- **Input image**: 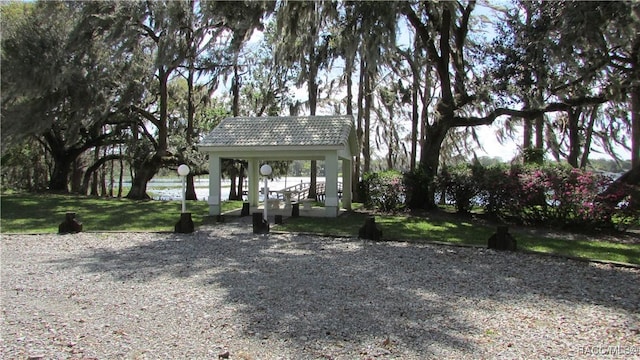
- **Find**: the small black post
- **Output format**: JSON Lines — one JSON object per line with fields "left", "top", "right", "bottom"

{"left": 175, "top": 212, "right": 194, "bottom": 233}
{"left": 291, "top": 202, "right": 300, "bottom": 218}
{"left": 358, "top": 216, "right": 382, "bottom": 241}
{"left": 241, "top": 202, "right": 250, "bottom": 217}
{"left": 488, "top": 225, "right": 517, "bottom": 251}
{"left": 59, "top": 212, "right": 83, "bottom": 234}
{"left": 252, "top": 212, "right": 269, "bottom": 234}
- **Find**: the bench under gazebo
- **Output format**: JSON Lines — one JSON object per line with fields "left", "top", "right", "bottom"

{"left": 198, "top": 115, "right": 358, "bottom": 218}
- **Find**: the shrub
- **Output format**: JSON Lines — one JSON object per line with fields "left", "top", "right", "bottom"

{"left": 404, "top": 164, "right": 434, "bottom": 210}
{"left": 523, "top": 148, "right": 544, "bottom": 165}
{"left": 442, "top": 162, "right": 636, "bottom": 230}
{"left": 435, "top": 164, "right": 481, "bottom": 214}
{"left": 477, "top": 163, "right": 519, "bottom": 217}
{"left": 360, "top": 170, "right": 406, "bottom": 213}
{"left": 507, "top": 165, "right": 634, "bottom": 230}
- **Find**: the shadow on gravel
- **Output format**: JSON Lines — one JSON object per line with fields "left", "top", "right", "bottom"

{"left": 53, "top": 222, "right": 640, "bottom": 356}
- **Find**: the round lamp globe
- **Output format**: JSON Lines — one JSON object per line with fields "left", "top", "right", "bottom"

{"left": 177, "top": 164, "right": 190, "bottom": 177}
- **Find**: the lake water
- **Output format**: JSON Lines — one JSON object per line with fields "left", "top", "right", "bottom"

{"left": 144, "top": 176, "right": 325, "bottom": 201}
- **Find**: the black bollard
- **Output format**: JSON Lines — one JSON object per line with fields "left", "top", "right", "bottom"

{"left": 358, "top": 216, "right": 382, "bottom": 241}
{"left": 252, "top": 212, "right": 269, "bottom": 234}
{"left": 488, "top": 225, "right": 517, "bottom": 251}
{"left": 241, "top": 202, "right": 250, "bottom": 217}
{"left": 291, "top": 202, "right": 300, "bottom": 218}
{"left": 59, "top": 212, "right": 83, "bottom": 234}
{"left": 175, "top": 212, "right": 194, "bottom": 233}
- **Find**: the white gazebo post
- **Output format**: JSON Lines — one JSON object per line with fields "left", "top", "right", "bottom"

{"left": 260, "top": 164, "right": 272, "bottom": 222}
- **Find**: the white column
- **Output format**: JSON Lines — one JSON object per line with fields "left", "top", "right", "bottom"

{"left": 208, "top": 154, "right": 221, "bottom": 215}
{"left": 341, "top": 158, "right": 352, "bottom": 211}
{"left": 325, "top": 152, "right": 339, "bottom": 217}
{"left": 248, "top": 159, "right": 259, "bottom": 207}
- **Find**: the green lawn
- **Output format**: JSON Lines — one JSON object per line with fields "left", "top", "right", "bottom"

{"left": 0, "top": 193, "right": 242, "bottom": 233}
{"left": 2, "top": 193, "right": 638, "bottom": 266}
{"left": 277, "top": 212, "right": 640, "bottom": 266}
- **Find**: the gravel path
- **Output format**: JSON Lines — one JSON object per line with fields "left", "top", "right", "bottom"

{"left": 2, "top": 220, "right": 639, "bottom": 359}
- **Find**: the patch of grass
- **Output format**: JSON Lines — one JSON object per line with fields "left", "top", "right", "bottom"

{"left": 517, "top": 235, "right": 640, "bottom": 266}
{"left": 1, "top": 193, "right": 243, "bottom": 233}
{"left": 3, "top": 193, "right": 637, "bottom": 265}
{"left": 278, "top": 211, "right": 640, "bottom": 266}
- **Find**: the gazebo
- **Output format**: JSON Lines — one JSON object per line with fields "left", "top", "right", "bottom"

{"left": 198, "top": 115, "right": 358, "bottom": 217}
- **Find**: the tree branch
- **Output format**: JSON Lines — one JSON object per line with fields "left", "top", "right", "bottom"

{"left": 129, "top": 105, "right": 160, "bottom": 128}
{"left": 452, "top": 95, "right": 609, "bottom": 127}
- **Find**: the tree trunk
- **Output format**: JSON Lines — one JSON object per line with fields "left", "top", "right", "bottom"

{"left": 228, "top": 164, "right": 239, "bottom": 200}
{"left": 363, "top": 68, "right": 372, "bottom": 173}
{"left": 126, "top": 62, "right": 170, "bottom": 200}
{"left": 353, "top": 56, "right": 366, "bottom": 202}
{"left": 126, "top": 155, "right": 161, "bottom": 200}
{"left": 414, "top": 122, "right": 449, "bottom": 209}
{"left": 523, "top": 118, "right": 532, "bottom": 150}
{"left": 186, "top": 174, "right": 196, "bottom": 201}
{"left": 237, "top": 162, "right": 245, "bottom": 201}
{"left": 48, "top": 156, "right": 72, "bottom": 192}
{"left": 632, "top": 81, "right": 640, "bottom": 169}
{"left": 535, "top": 113, "right": 544, "bottom": 150}
{"left": 345, "top": 49, "right": 360, "bottom": 202}
{"left": 410, "top": 63, "right": 419, "bottom": 172}
{"left": 108, "top": 152, "right": 115, "bottom": 197}
{"left": 185, "top": 59, "right": 197, "bottom": 201}
{"left": 567, "top": 108, "right": 581, "bottom": 168}
{"left": 308, "top": 61, "right": 319, "bottom": 200}
{"left": 631, "top": 17, "right": 640, "bottom": 169}
{"left": 117, "top": 145, "right": 124, "bottom": 198}
{"left": 81, "top": 154, "right": 120, "bottom": 195}
{"left": 158, "top": 68, "right": 169, "bottom": 155}
{"left": 579, "top": 106, "right": 597, "bottom": 169}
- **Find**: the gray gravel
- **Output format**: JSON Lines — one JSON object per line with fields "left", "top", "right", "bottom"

{"left": 2, "top": 221, "right": 639, "bottom": 359}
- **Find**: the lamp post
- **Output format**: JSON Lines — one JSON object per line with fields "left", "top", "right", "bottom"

{"left": 260, "top": 164, "right": 272, "bottom": 222}
{"left": 175, "top": 164, "right": 194, "bottom": 233}
{"left": 177, "top": 164, "right": 190, "bottom": 213}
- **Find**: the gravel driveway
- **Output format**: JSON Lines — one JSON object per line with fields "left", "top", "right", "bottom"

{"left": 2, "top": 220, "right": 639, "bottom": 359}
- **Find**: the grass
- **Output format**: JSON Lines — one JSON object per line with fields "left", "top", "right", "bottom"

{"left": 1, "top": 193, "right": 243, "bottom": 233}
{"left": 2, "top": 193, "right": 638, "bottom": 266}
{"left": 278, "top": 212, "right": 640, "bottom": 266}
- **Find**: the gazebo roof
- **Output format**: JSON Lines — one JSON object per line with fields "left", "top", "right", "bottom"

{"left": 198, "top": 115, "right": 357, "bottom": 158}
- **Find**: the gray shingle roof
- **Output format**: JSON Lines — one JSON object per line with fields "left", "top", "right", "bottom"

{"left": 199, "top": 115, "right": 355, "bottom": 149}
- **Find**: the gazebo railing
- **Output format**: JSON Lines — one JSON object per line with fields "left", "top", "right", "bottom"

{"left": 267, "top": 181, "right": 342, "bottom": 203}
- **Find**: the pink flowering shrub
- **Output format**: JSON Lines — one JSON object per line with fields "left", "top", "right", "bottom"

{"left": 464, "top": 163, "right": 636, "bottom": 229}
{"left": 359, "top": 171, "right": 406, "bottom": 213}
{"left": 518, "top": 165, "right": 636, "bottom": 229}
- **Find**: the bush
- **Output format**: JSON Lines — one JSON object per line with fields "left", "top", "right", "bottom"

{"left": 404, "top": 164, "right": 433, "bottom": 210}
{"left": 513, "top": 165, "right": 622, "bottom": 229}
{"left": 440, "top": 162, "right": 637, "bottom": 230}
{"left": 359, "top": 170, "right": 406, "bottom": 213}
{"left": 435, "top": 164, "right": 481, "bottom": 214}
{"left": 477, "top": 163, "right": 519, "bottom": 217}
{"left": 523, "top": 148, "right": 544, "bottom": 165}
